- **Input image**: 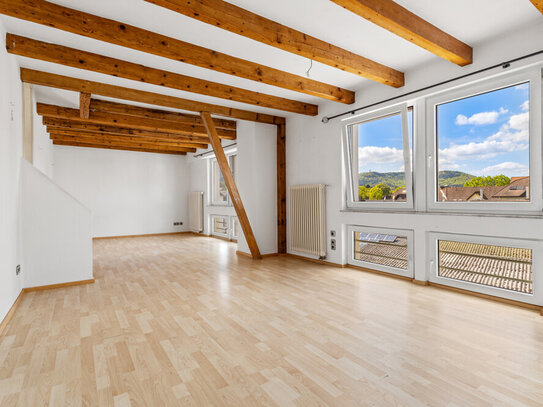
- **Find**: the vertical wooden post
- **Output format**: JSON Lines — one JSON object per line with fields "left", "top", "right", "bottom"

{"left": 22, "top": 83, "right": 33, "bottom": 163}
{"left": 277, "top": 122, "right": 286, "bottom": 254}
{"left": 200, "top": 111, "right": 262, "bottom": 259}
{"left": 79, "top": 92, "right": 91, "bottom": 119}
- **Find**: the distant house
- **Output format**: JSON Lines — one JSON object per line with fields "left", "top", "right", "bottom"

{"left": 392, "top": 187, "right": 407, "bottom": 201}
{"left": 438, "top": 176, "right": 530, "bottom": 202}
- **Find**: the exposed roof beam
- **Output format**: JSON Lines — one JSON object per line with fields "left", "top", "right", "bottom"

{"left": 530, "top": 0, "right": 543, "bottom": 13}
{"left": 43, "top": 117, "right": 224, "bottom": 141}
{"left": 88, "top": 99, "right": 237, "bottom": 130}
{"left": 145, "top": 0, "right": 404, "bottom": 88}
{"left": 48, "top": 130, "right": 209, "bottom": 149}
{"left": 329, "top": 0, "right": 472, "bottom": 66}
{"left": 1, "top": 0, "right": 355, "bottom": 104}
{"left": 49, "top": 133, "right": 203, "bottom": 150}
{"left": 6, "top": 34, "right": 318, "bottom": 115}
{"left": 21, "top": 68, "right": 284, "bottom": 125}
{"left": 79, "top": 92, "right": 91, "bottom": 119}
{"left": 52, "top": 140, "right": 188, "bottom": 155}
{"left": 37, "top": 103, "right": 237, "bottom": 138}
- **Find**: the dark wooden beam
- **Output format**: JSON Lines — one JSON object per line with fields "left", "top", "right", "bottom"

{"left": 329, "top": 0, "right": 473, "bottom": 66}
{"left": 276, "top": 123, "right": 286, "bottom": 254}
{"left": 89, "top": 100, "right": 236, "bottom": 130}
{"left": 6, "top": 34, "right": 318, "bottom": 115}
{"left": 145, "top": 0, "right": 404, "bottom": 88}
{"left": 21, "top": 69, "right": 285, "bottom": 125}
{"left": 530, "top": 0, "right": 543, "bottom": 13}
{"left": 48, "top": 130, "right": 209, "bottom": 149}
{"left": 201, "top": 111, "right": 262, "bottom": 259}
{"left": 1, "top": 0, "right": 355, "bottom": 103}
{"left": 53, "top": 140, "right": 188, "bottom": 155}
{"left": 43, "top": 118, "right": 218, "bottom": 141}
{"left": 37, "top": 103, "right": 236, "bottom": 138}
{"left": 79, "top": 92, "right": 91, "bottom": 119}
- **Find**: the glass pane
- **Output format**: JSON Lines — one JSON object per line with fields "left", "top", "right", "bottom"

{"left": 436, "top": 83, "right": 530, "bottom": 202}
{"left": 438, "top": 240, "right": 532, "bottom": 294}
{"left": 212, "top": 215, "right": 229, "bottom": 235}
{"left": 353, "top": 232, "right": 408, "bottom": 270}
{"left": 355, "top": 110, "right": 412, "bottom": 202}
{"left": 212, "top": 160, "right": 228, "bottom": 203}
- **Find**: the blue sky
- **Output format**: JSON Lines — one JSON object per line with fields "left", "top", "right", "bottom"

{"left": 357, "top": 83, "right": 529, "bottom": 177}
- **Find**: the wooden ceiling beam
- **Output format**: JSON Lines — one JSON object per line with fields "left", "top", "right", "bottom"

{"left": 529, "top": 0, "right": 543, "bottom": 14}
{"left": 49, "top": 133, "right": 201, "bottom": 151}
{"left": 329, "top": 0, "right": 472, "bottom": 66}
{"left": 6, "top": 34, "right": 318, "bottom": 115}
{"left": 1, "top": 0, "right": 355, "bottom": 104}
{"left": 37, "top": 103, "right": 237, "bottom": 138}
{"left": 43, "top": 118, "right": 217, "bottom": 141}
{"left": 21, "top": 69, "right": 284, "bottom": 125}
{"left": 79, "top": 92, "right": 91, "bottom": 119}
{"left": 146, "top": 0, "right": 404, "bottom": 88}
{"left": 88, "top": 99, "right": 236, "bottom": 130}
{"left": 48, "top": 130, "right": 209, "bottom": 149}
{"left": 52, "top": 140, "right": 188, "bottom": 155}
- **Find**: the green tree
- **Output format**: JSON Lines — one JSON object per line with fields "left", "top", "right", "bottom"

{"left": 358, "top": 186, "right": 370, "bottom": 200}
{"left": 464, "top": 175, "right": 510, "bottom": 187}
{"left": 368, "top": 183, "right": 391, "bottom": 200}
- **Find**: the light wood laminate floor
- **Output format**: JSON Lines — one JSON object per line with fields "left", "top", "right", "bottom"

{"left": 1, "top": 234, "right": 542, "bottom": 406}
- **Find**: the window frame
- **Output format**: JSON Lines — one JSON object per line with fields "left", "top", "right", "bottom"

{"left": 429, "top": 232, "right": 543, "bottom": 305}
{"left": 347, "top": 225, "right": 414, "bottom": 279}
{"left": 210, "top": 214, "right": 230, "bottom": 239}
{"left": 209, "top": 153, "right": 237, "bottom": 207}
{"left": 342, "top": 103, "right": 414, "bottom": 210}
{"left": 231, "top": 216, "right": 239, "bottom": 241}
{"left": 426, "top": 68, "right": 542, "bottom": 214}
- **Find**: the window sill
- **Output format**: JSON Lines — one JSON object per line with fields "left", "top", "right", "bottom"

{"left": 340, "top": 208, "right": 543, "bottom": 219}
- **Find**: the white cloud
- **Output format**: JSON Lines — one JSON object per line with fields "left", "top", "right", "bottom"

{"left": 455, "top": 107, "right": 508, "bottom": 126}
{"left": 476, "top": 162, "right": 529, "bottom": 176}
{"left": 358, "top": 146, "right": 403, "bottom": 165}
{"left": 521, "top": 100, "right": 529, "bottom": 111}
{"left": 508, "top": 112, "right": 529, "bottom": 132}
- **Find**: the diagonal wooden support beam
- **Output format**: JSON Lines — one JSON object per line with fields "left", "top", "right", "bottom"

{"left": 530, "top": 0, "right": 543, "bottom": 13}
{"left": 329, "top": 0, "right": 472, "bottom": 66}
{"left": 200, "top": 111, "right": 262, "bottom": 259}
{"left": 79, "top": 92, "right": 91, "bottom": 119}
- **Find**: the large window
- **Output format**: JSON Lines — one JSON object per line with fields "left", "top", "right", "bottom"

{"left": 343, "top": 104, "right": 413, "bottom": 209}
{"left": 210, "top": 154, "right": 237, "bottom": 206}
{"left": 427, "top": 70, "right": 542, "bottom": 212}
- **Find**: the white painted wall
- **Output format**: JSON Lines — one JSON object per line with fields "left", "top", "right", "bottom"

{"left": 285, "top": 21, "right": 543, "bottom": 283}
{"left": 52, "top": 145, "right": 190, "bottom": 237}
{"left": 32, "top": 91, "right": 55, "bottom": 178}
{"left": 188, "top": 121, "right": 278, "bottom": 255}
{"left": 20, "top": 160, "right": 92, "bottom": 288}
{"left": 0, "top": 19, "right": 23, "bottom": 323}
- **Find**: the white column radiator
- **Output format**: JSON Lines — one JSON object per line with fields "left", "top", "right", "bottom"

{"left": 288, "top": 184, "right": 326, "bottom": 258}
{"left": 189, "top": 191, "right": 204, "bottom": 233}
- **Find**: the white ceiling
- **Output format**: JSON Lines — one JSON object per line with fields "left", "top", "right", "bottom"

{"left": 1, "top": 0, "right": 541, "bottom": 119}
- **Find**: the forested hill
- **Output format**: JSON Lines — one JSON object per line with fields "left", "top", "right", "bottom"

{"left": 359, "top": 171, "right": 475, "bottom": 188}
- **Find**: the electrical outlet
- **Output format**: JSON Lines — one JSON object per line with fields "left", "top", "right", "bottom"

{"left": 16, "top": 264, "right": 20, "bottom": 275}
{"left": 331, "top": 239, "right": 336, "bottom": 250}
{"left": 330, "top": 230, "right": 336, "bottom": 237}
{"left": 173, "top": 222, "right": 184, "bottom": 226}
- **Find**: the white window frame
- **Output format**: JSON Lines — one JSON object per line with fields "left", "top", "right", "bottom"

{"left": 429, "top": 232, "right": 543, "bottom": 306}
{"left": 231, "top": 216, "right": 239, "bottom": 241}
{"left": 342, "top": 103, "right": 414, "bottom": 210}
{"left": 347, "top": 225, "right": 414, "bottom": 279}
{"left": 426, "top": 68, "right": 542, "bottom": 213}
{"left": 209, "top": 153, "right": 237, "bottom": 207}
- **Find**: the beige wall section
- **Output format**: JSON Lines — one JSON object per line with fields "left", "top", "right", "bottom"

{"left": 22, "top": 82, "right": 33, "bottom": 163}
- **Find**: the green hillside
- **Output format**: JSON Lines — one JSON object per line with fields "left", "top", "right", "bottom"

{"left": 358, "top": 171, "right": 475, "bottom": 188}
